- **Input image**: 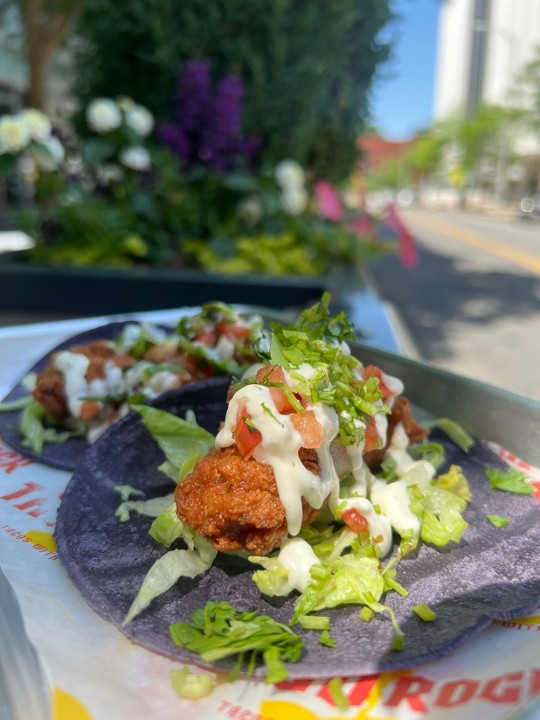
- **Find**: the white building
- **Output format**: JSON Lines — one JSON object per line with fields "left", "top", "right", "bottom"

{"left": 434, "top": 0, "right": 540, "bottom": 196}
{"left": 434, "top": 0, "right": 540, "bottom": 118}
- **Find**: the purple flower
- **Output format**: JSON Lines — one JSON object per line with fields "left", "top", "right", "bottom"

{"left": 158, "top": 59, "right": 260, "bottom": 173}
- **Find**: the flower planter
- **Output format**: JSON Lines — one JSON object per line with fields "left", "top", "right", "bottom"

{"left": 0, "top": 251, "right": 330, "bottom": 315}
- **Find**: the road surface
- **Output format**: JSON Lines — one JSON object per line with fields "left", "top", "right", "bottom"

{"left": 368, "top": 207, "right": 540, "bottom": 400}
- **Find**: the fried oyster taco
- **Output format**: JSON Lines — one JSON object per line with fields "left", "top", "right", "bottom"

{"left": 124, "top": 293, "right": 471, "bottom": 649}
{"left": 4, "top": 302, "right": 262, "bottom": 452}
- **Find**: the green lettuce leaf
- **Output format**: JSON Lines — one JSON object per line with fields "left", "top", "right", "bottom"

{"left": 133, "top": 404, "right": 214, "bottom": 481}
{"left": 123, "top": 547, "right": 216, "bottom": 625}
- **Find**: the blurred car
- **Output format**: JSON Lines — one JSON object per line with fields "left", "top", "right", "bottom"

{"left": 519, "top": 195, "right": 540, "bottom": 221}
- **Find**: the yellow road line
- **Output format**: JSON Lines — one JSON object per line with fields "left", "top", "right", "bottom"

{"left": 404, "top": 212, "right": 540, "bottom": 277}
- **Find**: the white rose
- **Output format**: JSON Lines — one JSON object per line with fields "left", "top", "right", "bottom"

{"left": 86, "top": 98, "right": 122, "bottom": 133}
{"left": 281, "top": 187, "right": 308, "bottom": 216}
{"left": 30, "top": 135, "right": 65, "bottom": 171}
{"left": 19, "top": 109, "right": 51, "bottom": 142}
{"left": 275, "top": 159, "right": 305, "bottom": 191}
{"left": 0, "top": 116, "right": 30, "bottom": 154}
{"left": 125, "top": 105, "right": 154, "bottom": 137}
{"left": 119, "top": 146, "right": 151, "bottom": 171}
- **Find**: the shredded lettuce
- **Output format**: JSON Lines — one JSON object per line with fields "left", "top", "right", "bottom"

{"left": 149, "top": 502, "right": 185, "bottom": 547}
{"left": 428, "top": 418, "right": 475, "bottom": 453}
{"left": 434, "top": 465, "right": 472, "bottom": 501}
{"left": 327, "top": 677, "right": 349, "bottom": 711}
{"left": 248, "top": 555, "right": 294, "bottom": 597}
{"left": 412, "top": 603, "right": 437, "bottom": 622}
{"left": 115, "top": 493, "right": 173, "bottom": 523}
{"left": 123, "top": 547, "right": 216, "bottom": 625}
{"left": 133, "top": 404, "right": 214, "bottom": 481}
{"left": 298, "top": 615, "right": 330, "bottom": 631}
{"left": 19, "top": 399, "right": 85, "bottom": 452}
{"left": 291, "top": 554, "right": 385, "bottom": 625}
{"left": 407, "top": 465, "right": 471, "bottom": 548}
{"left": 0, "top": 395, "right": 33, "bottom": 412}
{"left": 170, "top": 667, "right": 217, "bottom": 699}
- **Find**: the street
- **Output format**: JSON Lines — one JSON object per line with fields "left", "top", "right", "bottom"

{"left": 368, "top": 206, "right": 540, "bottom": 400}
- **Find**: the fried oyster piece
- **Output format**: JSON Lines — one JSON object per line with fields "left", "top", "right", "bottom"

{"left": 32, "top": 340, "right": 136, "bottom": 421}
{"left": 174, "top": 445, "right": 321, "bottom": 556}
{"left": 363, "top": 395, "right": 428, "bottom": 469}
{"left": 175, "top": 394, "right": 427, "bottom": 556}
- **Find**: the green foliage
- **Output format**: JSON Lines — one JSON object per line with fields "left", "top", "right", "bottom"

{"left": 72, "top": 0, "right": 393, "bottom": 181}
{"left": 510, "top": 45, "right": 540, "bottom": 131}
{"left": 403, "top": 131, "right": 446, "bottom": 179}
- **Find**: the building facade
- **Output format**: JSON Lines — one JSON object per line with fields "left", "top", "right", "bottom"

{"left": 434, "top": 0, "right": 540, "bottom": 119}
{"left": 434, "top": 0, "right": 540, "bottom": 197}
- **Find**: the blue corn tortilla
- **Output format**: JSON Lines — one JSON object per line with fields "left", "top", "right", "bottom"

{"left": 55, "top": 381, "right": 540, "bottom": 678}
{"left": 0, "top": 321, "right": 172, "bottom": 471}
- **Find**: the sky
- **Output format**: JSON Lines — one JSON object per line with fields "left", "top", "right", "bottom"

{"left": 370, "top": 0, "right": 441, "bottom": 141}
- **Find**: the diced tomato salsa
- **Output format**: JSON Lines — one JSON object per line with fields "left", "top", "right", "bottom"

{"left": 233, "top": 405, "right": 262, "bottom": 459}
{"left": 341, "top": 507, "right": 369, "bottom": 534}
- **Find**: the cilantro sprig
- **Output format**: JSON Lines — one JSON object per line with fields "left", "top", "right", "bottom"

{"left": 485, "top": 467, "right": 533, "bottom": 495}
{"left": 170, "top": 601, "right": 303, "bottom": 684}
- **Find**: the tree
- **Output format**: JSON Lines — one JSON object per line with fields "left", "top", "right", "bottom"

{"left": 0, "top": 0, "right": 83, "bottom": 111}
{"left": 402, "top": 130, "right": 446, "bottom": 188}
{"left": 511, "top": 45, "right": 540, "bottom": 130}
{"left": 71, "top": 0, "right": 393, "bottom": 181}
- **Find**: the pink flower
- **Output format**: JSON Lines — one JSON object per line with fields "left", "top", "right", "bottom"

{"left": 348, "top": 212, "right": 376, "bottom": 237}
{"left": 385, "top": 203, "right": 418, "bottom": 268}
{"left": 314, "top": 180, "right": 343, "bottom": 222}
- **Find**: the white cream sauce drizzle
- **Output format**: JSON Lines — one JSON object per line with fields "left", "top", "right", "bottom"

{"left": 55, "top": 352, "right": 124, "bottom": 418}
{"left": 54, "top": 351, "right": 90, "bottom": 417}
{"left": 215, "top": 365, "right": 340, "bottom": 536}
{"left": 278, "top": 537, "right": 319, "bottom": 592}
{"left": 216, "top": 364, "right": 425, "bottom": 567}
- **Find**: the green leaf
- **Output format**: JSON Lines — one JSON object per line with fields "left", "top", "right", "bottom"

{"left": 298, "top": 615, "right": 330, "bottom": 631}
{"left": 19, "top": 400, "right": 46, "bottom": 452}
{"left": 221, "top": 173, "right": 259, "bottom": 192}
{"left": 487, "top": 513, "right": 510, "bottom": 528}
{"left": 169, "top": 601, "right": 303, "bottom": 683}
{"left": 149, "top": 502, "right": 186, "bottom": 547}
{"left": 428, "top": 418, "right": 475, "bottom": 453}
{"left": 0, "top": 395, "right": 33, "bottom": 412}
{"left": 123, "top": 548, "right": 214, "bottom": 625}
{"left": 485, "top": 467, "right": 533, "bottom": 495}
{"left": 115, "top": 493, "right": 173, "bottom": 523}
{"left": 133, "top": 404, "right": 215, "bottom": 480}
{"left": 82, "top": 138, "right": 117, "bottom": 165}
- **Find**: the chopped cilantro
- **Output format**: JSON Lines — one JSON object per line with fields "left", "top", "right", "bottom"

{"left": 485, "top": 467, "right": 533, "bottom": 495}
{"left": 249, "top": 292, "right": 386, "bottom": 446}
{"left": 487, "top": 514, "right": 509, "bottom": 528}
